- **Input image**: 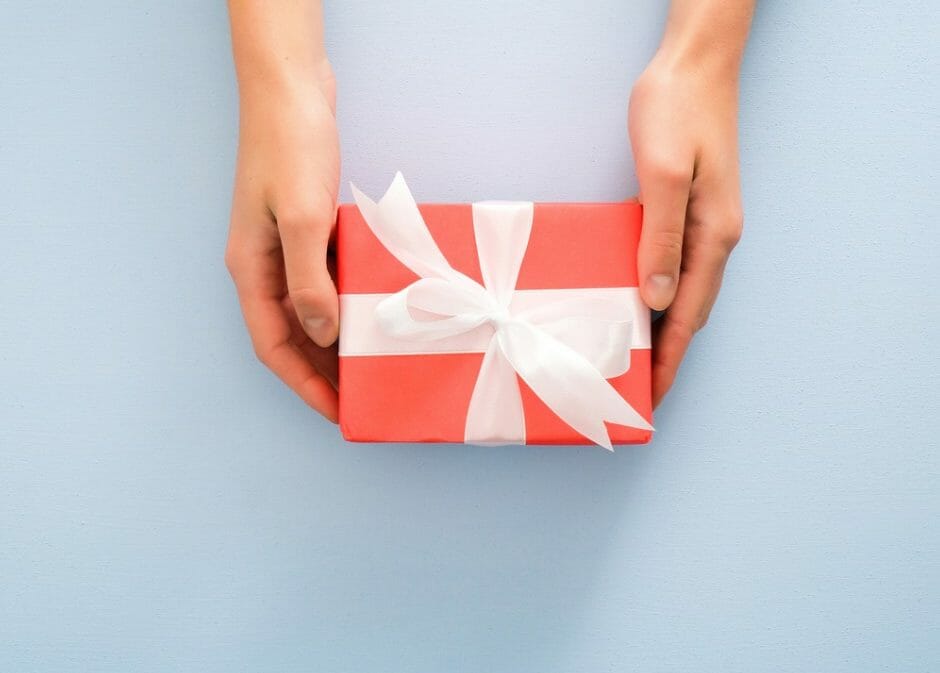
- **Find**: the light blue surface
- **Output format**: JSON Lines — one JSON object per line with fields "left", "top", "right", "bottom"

{"left": 1, "top": 1, "right": 938, "bottom": 671}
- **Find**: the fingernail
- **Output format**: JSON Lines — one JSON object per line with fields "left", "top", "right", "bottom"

{"left": 304, "top": 317, "right": 336, "bottom": 347}
{"left": 645, "top": 274, "right": 676, "bottom": 309}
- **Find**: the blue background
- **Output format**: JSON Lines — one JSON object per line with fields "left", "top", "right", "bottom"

{"left": 1, "top": 1, "right": 938, "bottom": 671}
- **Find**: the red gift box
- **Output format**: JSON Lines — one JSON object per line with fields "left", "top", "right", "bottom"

{"left": 337, "top": 175, "right": 653, "bottom": 448}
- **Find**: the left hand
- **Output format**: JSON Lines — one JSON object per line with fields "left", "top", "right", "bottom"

{"left": 225, "top": 61, "right": 341, "bottom": 421}
{"left": 629, "top": 51, "right": 745, "bottom": 408}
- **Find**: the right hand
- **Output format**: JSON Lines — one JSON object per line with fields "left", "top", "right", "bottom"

{"left": 629, "top": 52, "right": 744, "bottom": 409}
{"left": 224, "top": 61, "right": 341, "bottom": 421}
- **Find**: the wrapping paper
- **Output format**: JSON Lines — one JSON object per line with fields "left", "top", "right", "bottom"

{"left": 337, "top": 175, "right": 653, "bottom": 448}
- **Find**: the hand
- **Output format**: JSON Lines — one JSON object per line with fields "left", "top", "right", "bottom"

{"left": 224, "top": 62, "right": 340, "bottom": 421}
{"left": 629, "top": 51, "right": 744, "bottom": 408}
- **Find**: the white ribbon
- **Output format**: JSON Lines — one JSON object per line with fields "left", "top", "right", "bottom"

{"left": 344, "top": 173, "right": 653, "bottom": 450}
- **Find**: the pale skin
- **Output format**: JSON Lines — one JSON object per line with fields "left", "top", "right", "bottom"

{"left": 225, "top": 0, "right": 755, "bottom": 423}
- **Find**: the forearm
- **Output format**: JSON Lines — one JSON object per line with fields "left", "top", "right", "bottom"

{"left": 658, "top": 0, "right": 756, "bottom": 77}
{"left": 227, "top": 0, "right": 332, "bottom": 100}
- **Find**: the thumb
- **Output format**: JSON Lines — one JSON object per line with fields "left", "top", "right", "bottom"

{"left": 277, "top": 201, "right": 339, "bottom": 347}
{"left": 636, "top": 161, "right": 692, "bottom": 311}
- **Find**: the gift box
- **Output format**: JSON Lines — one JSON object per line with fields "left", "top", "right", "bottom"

{"left": 336, "top": 174, "right": 653, "bottom": 449}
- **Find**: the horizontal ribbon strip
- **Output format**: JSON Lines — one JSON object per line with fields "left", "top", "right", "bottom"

{"left": 339, "top": 288, "right": 651, "bottom": 357}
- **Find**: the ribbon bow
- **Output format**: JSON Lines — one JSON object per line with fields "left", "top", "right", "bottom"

{"left": 349, "top": 173, "right": 653, "bottom": 450}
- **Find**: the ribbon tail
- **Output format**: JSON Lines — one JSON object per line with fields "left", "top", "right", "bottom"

{"left": 497, "top": 322, "right": 653, "bottom": 451}
{"left": 464, "top": 339, "right": 526, "bottom": 446}
{"left": 585, "top": 379, "right": 655, "bottom": 450}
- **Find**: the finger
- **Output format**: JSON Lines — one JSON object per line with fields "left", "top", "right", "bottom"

{"left": 280, "top": 295, "right": 339, "bottom": 389}
{"left": 226, "top": 234, "right": 339, "bottom": 422}
{"left": 276, "top": 192, "right": 339, "bottom": 348}
{"left": 245, "top": 292, "right": 339, "bottom": 421}
{"left": 635, "top": 158, "right": 693, "bottom": 311}
{"left": 651, "top": 229, "right": 731, "bottom": 408}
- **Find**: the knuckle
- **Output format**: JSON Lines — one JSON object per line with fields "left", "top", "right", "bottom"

{"left": 649, "top": 228, "right": 684, "bottom": 260}
{"left": 223, "top": 244, "right": 246, "bottom": 278}
{"left": 721, "top": 227, "right": 742, "bottom": 251}
{"left": 669, "top": 314, "right": 703, "bottom": 339}
{"left": 721, "top": 209, "right": 745, "bottom": 249}
{"left": 252, "top": 342, "right": 274, "bottom": 367}
{"left": 701, "top": 208, "right": 743, "bottom": 252}
{"left": 275, "top": 186, "right": 335, "bottom": 232}
{"left": 276, "top": 203, "right": 330, "bottom": 232}
{"left": 709, "top": 226, "right": 741, "bottom": 253}
{"left": 646, "top": 157, "right": 693, "bottom": 186}
{"left": 287, "top": 285, "right": 324, "bottom": 310}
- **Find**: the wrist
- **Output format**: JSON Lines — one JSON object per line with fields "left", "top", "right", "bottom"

{"left": 236, "top": 53, "right": 335, "bottom": 107}
{"left": 654, "top": 35, "right": 743, "bottom": 85}
{"left": 654, "top": 2, "right": 752, "bottom": 84}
